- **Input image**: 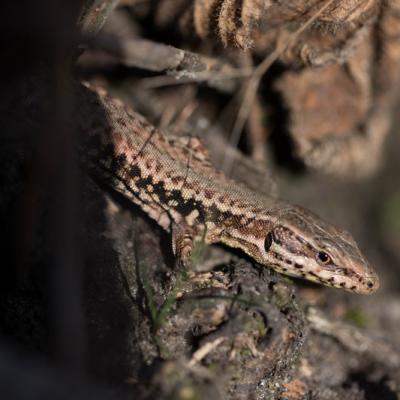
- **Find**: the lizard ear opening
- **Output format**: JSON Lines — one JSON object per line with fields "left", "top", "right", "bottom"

{"left": 264, "top": 232, "right": 273, "bottom": 252}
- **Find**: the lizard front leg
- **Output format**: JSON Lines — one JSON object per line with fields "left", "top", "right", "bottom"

{"left": 171, "top": 222, "right": 212, "bottom": 268}
{"left": 171, "top": 223, "right": 197, "bottom": 268}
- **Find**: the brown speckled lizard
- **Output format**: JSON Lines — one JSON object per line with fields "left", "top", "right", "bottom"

{"left": 81, "top": 83, "right": 379, "bottom": 295}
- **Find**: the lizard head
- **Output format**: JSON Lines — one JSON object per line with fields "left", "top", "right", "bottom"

{"left": 264, "top": 205, "right": 379, "bottom": 294}
{"left": 222, "top": 204, "right": 379, "bottom": 294}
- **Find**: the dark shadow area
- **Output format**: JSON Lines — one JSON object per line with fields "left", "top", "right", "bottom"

{"left": 0, "top": 1, "right": 151, "bottom": 396}
{"left": 347, "top": 372, "right": 397, "bottom": 400}
{"left": 260, "top": 62, "right": 307, "bottom": 174}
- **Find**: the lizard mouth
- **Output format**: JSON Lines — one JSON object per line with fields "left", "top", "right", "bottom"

{"left": 334, "top": 269, "right": 380, "bottom": 294}
{"left": 350, "top": 259, "right": 380, "bottom": 294}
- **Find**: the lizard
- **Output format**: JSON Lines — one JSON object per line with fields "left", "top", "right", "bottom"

{"left": 80, "top": 83, "right": 379, "bottom": 295}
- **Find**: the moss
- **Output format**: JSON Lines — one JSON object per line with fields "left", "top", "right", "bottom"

{"left": 142, "top": 274, "right": 159, "bottom": 323}
{"left": 177, "top": 386, "right": 202, "bottom": 400}
{"left": 190, "top": 231, "right": 209, "bottom": 269}
{"left": 256, "top": 318, "right": 268, "bottom": 337}
{"left": 344, "top": 307, "right": 369, "bottom": 328}
{"left": 141, "top": 263, "right": 183, "bottom": 331}
{"left": 380, "top": 191, "right": 400, "bottom": 234}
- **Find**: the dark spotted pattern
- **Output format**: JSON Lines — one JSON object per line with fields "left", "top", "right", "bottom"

{"left": 79, "top": 83, "right": 380, "bottom": 294}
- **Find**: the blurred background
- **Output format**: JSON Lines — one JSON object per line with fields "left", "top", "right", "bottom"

{"left": 0, "top": 1, "right": 399, "bottom": 399}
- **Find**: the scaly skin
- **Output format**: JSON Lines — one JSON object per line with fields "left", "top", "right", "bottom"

{"left": 80, "top": 83, "right": 379, "bottom": 294}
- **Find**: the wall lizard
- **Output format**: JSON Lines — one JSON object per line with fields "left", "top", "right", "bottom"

{"left": 80, "top": 83, "right": 379, "bottom": 295}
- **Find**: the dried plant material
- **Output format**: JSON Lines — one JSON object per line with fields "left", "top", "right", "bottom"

{"left": 178, "top": 0, "right": 397, "bottom": 178}
{"left": 275, "top": 33, "right": 374, "bottom": 174}
{"left": 276, "top": 64, "right": 369, "bottom": 141}
{"left": 140, "top": 0, "right": 378, "bottom": 66}
{"left": 282, "top": 379, "right": 308, "bottom": 400}
{"left": 274, "top": 1, "right": 400, "bottom": 177}
{"left": 79, "top": 0, "right": 120, "bottom": 35}
{"left": 243, "top": 2, "right": 377, "bottom": 83}
{"left": 193, "top": 0, "right": 218, "bottom": 40}
{"left": 185, "top": 0, "right": 380, "bottom": 60}
{"left": 218, "top": 0, "right": 238, "bottom": 46}
{"left": 154, "top": 0, "right": 189, "bottom": 29}
{"left": 221, "top": 0, "right": 337, "bottom": 173}
{"left": 110, "top": 0, "right": 400, "bottom": 178}
{"left": 193, "top": 0, "right": 272, "bottom": 49}
{"left": 250, "top": 0, "right": 379, "bottom": 67}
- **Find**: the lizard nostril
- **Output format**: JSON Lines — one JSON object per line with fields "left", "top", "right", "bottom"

{"left": 367, "top": 281, "right": 374, "bottom": 288}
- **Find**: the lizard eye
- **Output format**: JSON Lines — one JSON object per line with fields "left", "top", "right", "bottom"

{"left": 264, "top": 232, "right": 273, "bottom": 252}
{"left": 317, "top": 251, "right": 331, "bottom": 265}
